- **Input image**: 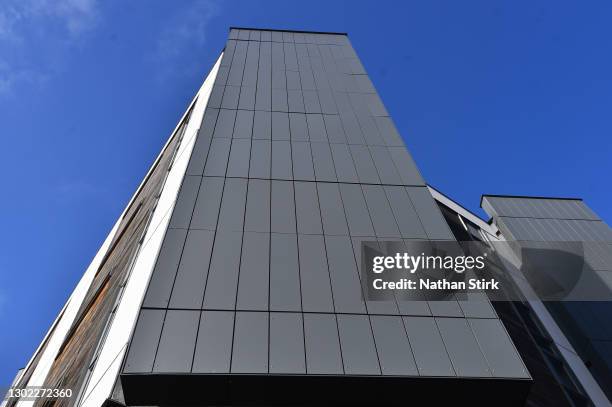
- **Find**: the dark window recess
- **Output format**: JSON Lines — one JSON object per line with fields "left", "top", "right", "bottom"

{"left": 437, "top": 200, "right": 590, "bottom": 407}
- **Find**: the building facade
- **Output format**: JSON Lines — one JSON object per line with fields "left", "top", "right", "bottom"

{"left": 4, "top": 28, "right": 611, "bottom": 407}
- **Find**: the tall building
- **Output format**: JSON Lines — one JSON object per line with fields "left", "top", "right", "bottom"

{"left": 433, "top": 188, "right": 612, "bottom": 406}
{"left": 5, "top": 27, "right": 611, "bottom": 407}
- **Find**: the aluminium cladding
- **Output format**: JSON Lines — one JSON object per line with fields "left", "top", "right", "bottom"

{"left": 120, "top": 27, "right": 530, "bottom": 405}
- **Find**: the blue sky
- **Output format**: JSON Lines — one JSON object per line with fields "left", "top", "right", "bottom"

{"left": 1, "top": 0, "right": 611, "bottom": 385}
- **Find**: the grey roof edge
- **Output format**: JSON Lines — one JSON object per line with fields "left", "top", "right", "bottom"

{"left": 229, "top": 26, "right": 348, "bottom": 36}
{"left": 479, "top": 194, "right": 583, "bottom": 208}
{"left": 427, "top": 184, "right": 494, "bottom": 225}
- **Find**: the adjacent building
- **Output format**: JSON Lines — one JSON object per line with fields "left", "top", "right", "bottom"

{"left": 5, "top": 28, "right": 611, "bottom": 407}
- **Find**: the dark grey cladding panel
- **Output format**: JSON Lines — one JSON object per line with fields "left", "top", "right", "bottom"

{"left": 237, "top": 29, "right": 250, "bottom": 41}
{"left": 169, "top": 229, "right": 214, "bottom": 309}
{"left": 289, "top": 113, "right": 308, "bottom": 141}
{"left": 403, "top": 317, "right": 455, "bottom": 377}
{"left": 294, "top": 181, "right": 323, "bottom": 235}
{"left": 153, "top": 310, "right": 199, "bottom": 373}
{"left": 233, "top": 109, "right": 254, "bottom": 138}
{"left": 311, "top": 142, "right": 337, "bottom": 182}
{"left": 203, "top": 138, "right": 231, "bottom": 176}
{"left": 318, "top": 89, "right": 338, "bottom": 114}
{"left": 337, "top": 315, "right": 380, "bottom": 375}
{"left": 192, "top": 311, "right": 234, "bottom": 373}
{"left": 238, "top": 86, "right": 256, "bottom": 110}
{"left": 271, "top": 180, "right": 296, "bottom": 233}
{"left": 317, "top": 182, "right": 349, "bottom": 235}
{"left": 225, "top": 34, "right": 237, "bottom": 49}
{"left": 369, "top": 146, "right": 402, "bottom": 184}
{"left": 482, "top": 196, "right": 600, "bottom": 221}
{"left": 271, "top": 111, "right": 290, "bottom": 140}
{"left": 406, "top": 186, "right": 454, "bottom": 240}
{"left": 271, "top": 30, "right": 283, "bottom": 44}
{"left": 370, "top": 315, "right": 418, "bottom": 375}
{"left": 269, "top": 313, "right": 306, "bottom": 373}
{"left": 304, "top": 313, "right": 343, "bottom": 374}
{"left": 300, "top": 69, "right": 316, "bottom": 91}
{"left": 362, "top": 184, "right": 401, "bottom": 238}
{"left": 186, "top": 108, "right": 219, "bottom": 176}
{"left": 457, "top": 293, "right": 497, "bottom": 319}
{"left": 124, "top": 309, "right": 165, "bottom": 373}
{"left": 243, "top": 41, "right": 260, "bottom": 87}
{"left": 128, "top": 29, "right": 527, "bottom": 386}
{"left": 339, "top": 183, "right": 375, "bottom": 237}
{"left": 331, "top": 143, "right": 358, "bottom": 183}
{"left": 383, "top": 186, "right": 427, "bottom": 239}
{"left": 255, "top": 85, "right": 271, "bottom": 111}
{"left": 260, "top": 30, "right": 271, "bottom": 42}
{"left": 350, "top": 145, "right": 380, "bottom": 184}
{"left": 270, "top": 233, "right": 302, "bottom": 311}
{"left": 213, "top": 109, "right": 237, "bottom": 138}
{"left": 325, "top": 235, "right": 366, "bottom": 314}
{"left": 249, "top": 29, "right": 261, "bottom": 41}
{"left": 288, "top": 89, "right": 305, "bottom": 112}
{"left": 190, "top": 177, "right": 224, "bottom": 230}
{"left": 169, "top": 175, "right": 200, "bottom": 229}
{"left": 388, "top": 147, "right": 424, "bottom": 186}
{"left": 202, "top": 231, "right": 242, "bottom": 310}
{"left": 469, "top": 318, "right": 529, "bottom": 378}
{"left": 427, "top": 297, "right": 463, "bottom": 318}
{"left": 236, "top": 232, "right": 269, "bottom": 311}
{"left": 356, "top": 114, "right": 384, "bottom": 146}
{"left": 284, "top": 43, "right": 298, "bottom": 71}
{"left": 272, "top": 89, "right": 288, "bottom": 112}
{"left": 436, "top": 318, "right": 491, "bottom": 378}
{"left": 271, "top": 140, "right": 293, "bottom": 179}
{"left": 226, "top": 139, "right": 251, "bottom": 178}
{"left": 374, "top": 116, "right": 405, "bottom": 147}
{"left": 244, "top": 179, "right": 270, "bottom": 233}
{"left": 207, "top": 85, "right": 224, "bottom": 108}
{"left": 583, "top": 242, "right": 612, "bottom": 270}
{"left": 485, "top": 197, "right": 612, "bottom": 243}
{"left": 395, "top": 241, "right": 430, "bottom": 316}
{"left": 215, "top": 66, "right": 229, "bottom": 86}
{"left": 249, "top": 139, "right": 271, "bottom": 178}
{"left": 524, "top": 217, "right": 611, "bottom": 242}
{"left": 253, "top": 111, "right": 272, "bottom": 140}
{"left": 324, "top": 115, "right": 347, "bottom": 143}
{"left": 217, "top": 178, "right": 247, "bottom": 232}
{"left": 352, "top": 74, "right": 376, "bottom": 93}
{"left": 286, "top": 70, "right": 301, "bottom": 90}
{"left": 142, "top": 228, "right": 188, "bottom": 308}
{"left": 484, "top": 197, "right": 612, "bottom": 254}
{"left": 306, "top": 114, "right": 327, "bottom": 142}
{"left": 340, "top": 111, "right": 366, "bottom": 145}
{"left": 272, "top": 43, "right": 286, "bottom": 73}
{"left": 299, "top": 234, "right": 334, "bottom": 313}
{"left": 397, "top": 299, "right": 431, "bottom": 317}
{"left": 291, "top": 142, "right": 315, "bottom": 181}
{"left": 351, "top": 236, "right": 399, "bottom": 316}
{"left": 303, "top": 90, "right": 321, "bottom": 113}
{"left": 231, "top": 312, "right": 269, "bottom": 373}
{"left": 227, "top": 40, "right": 247, "bottom": 86}
{"left": 221, "top": 86, "right": 240, "bottom": 109}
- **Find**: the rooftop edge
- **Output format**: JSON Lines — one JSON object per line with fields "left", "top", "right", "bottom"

{"left": 480, "top": 194, "right": 583, "bottom": 208}
{"left": 229, "top": 26, "right": 348, "bottom": 36}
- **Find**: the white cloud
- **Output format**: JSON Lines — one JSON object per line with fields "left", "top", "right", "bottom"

{"left": 54, "top": 0, "right": 99, "bottom": 35}
{"left": 0, "top": 0, "right": 98, "bottom": 42}
{"left": 154, "top": 0, "right": 219, "bottom": 79}
{"left": 0, "top": 0, "right": 99, "bottom": 95}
